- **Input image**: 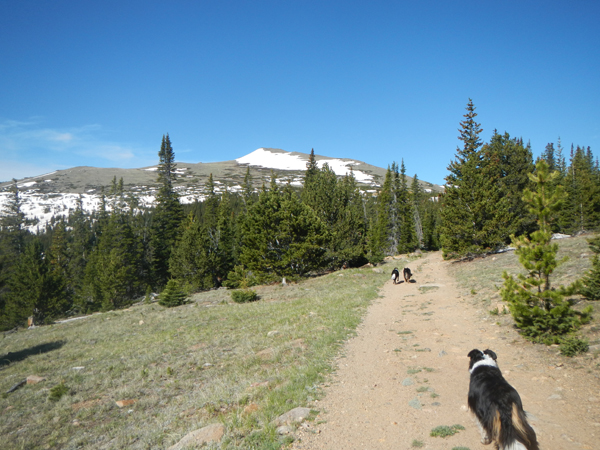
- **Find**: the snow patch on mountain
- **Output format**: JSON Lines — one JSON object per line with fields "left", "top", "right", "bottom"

{"left": 236, "top": 148, "right": 375, "bottom": 184}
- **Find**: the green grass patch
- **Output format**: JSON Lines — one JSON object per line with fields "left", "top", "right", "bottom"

{"left": 411, "top": 439, "right": 424, "bottom": 447}
{"left": 0, "top": 265, "right": 389, "bottom": 449}
{"left": 430, "top": 424, "right": 465, "bottom": 438}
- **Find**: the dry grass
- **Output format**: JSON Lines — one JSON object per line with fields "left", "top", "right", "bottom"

{"left": 0, "top": 265, "right": 390, "bottom": 449}
{"left": 447, "top": 233, "right": 600, "bottom": 353}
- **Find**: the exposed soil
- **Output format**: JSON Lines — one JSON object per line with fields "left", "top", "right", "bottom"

{"left": 291, "top": 251, "right": 599, "bottom": 450}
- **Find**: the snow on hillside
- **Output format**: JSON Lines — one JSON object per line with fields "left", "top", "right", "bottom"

{"left": 0, "top": 148, "right": 384, "bottom": 232}
{"left": 236, "top": 148, "right": 375, "bottom": 184}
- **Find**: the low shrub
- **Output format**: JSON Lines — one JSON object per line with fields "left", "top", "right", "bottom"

{"left": 231, "top": 289, "right": 258, "bottom": 303}
{"left": 48, "top": 383, "right": 70, "bottom": 402}
{"left": 559, "top": 336, "right": 589, "bottom": 357}
{"left": 430, "top": 424, "right": 465, "bottom": 438}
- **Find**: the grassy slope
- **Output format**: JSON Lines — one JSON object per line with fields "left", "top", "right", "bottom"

{"left": 448, "top": 233, "right": 600, "bottom": 353}
{"left": 0, "top": 264, "right": 393, "bottom": 450}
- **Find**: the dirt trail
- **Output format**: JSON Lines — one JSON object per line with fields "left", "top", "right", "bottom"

{"left": 291, "top": 251, "right": 599, "bottom": 450}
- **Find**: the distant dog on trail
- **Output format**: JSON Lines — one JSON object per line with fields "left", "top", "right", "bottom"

{"left": 467, "top": 349, "right": 539, "bottom": 450}
{"left": 391, "top": 268, "right": 400, "bottom": 284}
{"left": 403, "top": 267, "right": 412, "bottom": 283}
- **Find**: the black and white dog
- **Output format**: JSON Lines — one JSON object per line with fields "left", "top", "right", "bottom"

{"left": 467, "top": 349, "right": 539, "bottom": 450}
{"left": 391, "top": 268, "right": 400, "bottom": 284}
{"left": 403, "top": 267, "right": 412, "bottom": 283}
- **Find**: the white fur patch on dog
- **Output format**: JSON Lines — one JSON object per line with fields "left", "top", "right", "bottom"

{"left": 469, "top": 355, "right": 498, "bottom": 374}
{"left": 502, "top": 442, "right": 528, "bottom": 450}
{"left": 392, "top": 274, "right": 397, "bottom": 281}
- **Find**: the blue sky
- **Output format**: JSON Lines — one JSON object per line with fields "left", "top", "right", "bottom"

{"left": 1, "top": 1, "right": 598, "bottom": 185}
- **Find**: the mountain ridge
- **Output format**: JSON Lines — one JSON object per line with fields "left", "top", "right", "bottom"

{"left": 0, "top": 148, "right": 443, "bottom": 229}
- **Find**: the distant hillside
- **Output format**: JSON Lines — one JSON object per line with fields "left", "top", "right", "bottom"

{"left": 0, "top": 148, "right": 444, "bottom": 229}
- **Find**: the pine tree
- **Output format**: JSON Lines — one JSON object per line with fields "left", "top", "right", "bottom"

{"left": 301, "top": 148, "right": 320, "bottom": 205}
{"left": 483, "top": 131, "right": 535, "bottom": 237}
{"left": 47, "top": 220, "right": 72, "bottom": 316}
{"left": 215, "top": 191, "right": 236, "bottom": 283}
{"left": 83, "top": 209, "right": 142, "bottom": 311}
{"left": 500, "top": 159, "right": 592, "bottom": 343}
{"left": 397, "top": 161, "right": 418, "bottom": 253}
{"left": 0, "top": 180, "right": 31, "bottom": 327}
{"left": 150, "top": 134, "right": 184, "bottom": 288}
{"left": 242, "top": 166, "right": 255, "bottom": 209}
{"left": 411, "top": 175, "right": 424, "bottom": 248}
{"left": 159, "top": 279, "right": 187, "bottom": 307}
{"left": 560, "top": 145, "right": 599, "bottom": 233}
{"left": 579, "top": 235, "right": 600, "bottom": 300}
{"left": 240, "top": 173, "right": 328, "bottom": 279}
{"left": 440, "top": 100, "right": 513, "bottom": 257}
{"left": 331, "top": 170, "right": 368, "bottom": 267}
{"left": 5, "top": 239, "right": 65, "bottom": 325}
{"left": 374, "top": 166, "right": 394, "bottom": 256}
{"left": 169, "top": 213, "right": 212, "bottom": 290}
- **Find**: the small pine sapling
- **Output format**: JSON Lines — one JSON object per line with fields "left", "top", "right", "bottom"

{"left": 158, "top": 279, "right": 187, "bottom": 307}
{"left": 500, "top": 160, "right": 592, "bottom": 344}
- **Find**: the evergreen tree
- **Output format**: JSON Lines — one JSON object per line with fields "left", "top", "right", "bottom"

{"left": 84, "top": 210, "right": 141, "bottom": 311}
{"left": 47, "top": 220, "right": 72, "bottom": 315}
{"left": 579, "top": 235, "right": 600, "bottom": 300}
{"left": 560, "top": 145, "right": 599, "bottom": 232}
{"left": 215, "top": 191, "right": 236, "bottom": 283}
{"left": 0, "top": 180, "right": 31, "bottom": 327}
{"left": 397, "top": 160, "right": 418, "bottom": 253}
{"left": 411, "top": 175, "right": 424, "bottom": 248}
{"left": 440, "top": 100, "right": 513, "bottom": 257}
{"left": 203, "top": 173, "right": 219, "bottom": 227}
{"left": 169, "top": 213, "right": 212, "bottom": 290}
{"left": 500, "top": 160, "right": 592, "bottom": 343}
{"left": 301, "top": 148, "right": 320, "bottom": 206}
{"left": 483, "top": 131, "right": 535, "bottom": 237}
{"left": 240, "top": 173, "right": 328, "bottom": 279}
{"left": 242, "top": 166, "right": 255, "bottom": 209}
{"left": 150, "top": 134, "right": 184, "bottom": 288}
{"left": 159, "top": 279, "right": 187, "bottom": 307}
{"left": 68, "top": 196, "right": 93, "bottom": 303}
{"left": 331, "top": 170, "right": 367, "bottom": 267}
{"left": 5, "top": 239, "right": 65, "bottom": 325}
{"left": 374, "top": 166, "right": 394, "bottom": 256}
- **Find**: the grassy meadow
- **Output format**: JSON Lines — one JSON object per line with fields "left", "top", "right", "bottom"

{"left": 1, "top": 263, "right": 393, "bottom": 449}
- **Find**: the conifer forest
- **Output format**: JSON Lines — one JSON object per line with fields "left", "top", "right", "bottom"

{"left": 1, "top": 101, "right": 599, "bottom": 330}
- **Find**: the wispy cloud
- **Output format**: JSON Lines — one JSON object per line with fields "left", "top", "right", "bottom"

{"left": 0, "top": 119, "right": 151, "bottom": 179}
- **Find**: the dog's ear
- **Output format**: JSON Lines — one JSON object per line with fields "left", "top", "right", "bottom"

{"left": 483, "top": 349, "right": 497, "bottom": 360}
{"left": 467, "top": 349, "right": 481, "bottom": 359}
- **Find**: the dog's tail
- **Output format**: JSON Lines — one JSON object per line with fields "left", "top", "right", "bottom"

{"left": 499, "top": 404, "right": 538, "bottom": 450}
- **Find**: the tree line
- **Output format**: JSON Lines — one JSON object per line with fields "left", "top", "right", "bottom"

{"left": 1, "top": 102, "right": 599, "bottom": 329}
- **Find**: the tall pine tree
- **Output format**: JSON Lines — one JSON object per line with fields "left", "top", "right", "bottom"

{"left": 150, "top": 134, "right": 184, "bottom": 288}
{"left": 440, "top": 100, "right": 513, "bottom": 257}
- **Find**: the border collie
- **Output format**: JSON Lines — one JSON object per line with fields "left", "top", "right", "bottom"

{"left": 403, "top": 267, "right": 412, "bottom": 283}
{"left": 391, "top": 268, "right": 400, "bottom": 284}
{"left": 467, "top": 349, "right": 539, "bottom": 450}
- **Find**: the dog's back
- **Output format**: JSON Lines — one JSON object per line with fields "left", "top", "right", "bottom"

{"left": 468, "top": 349, "right": 538, "bottom": 450}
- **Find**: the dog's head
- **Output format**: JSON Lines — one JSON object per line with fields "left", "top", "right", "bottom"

{"left": 467, "top": 349, "right": 498, "bottom": 372}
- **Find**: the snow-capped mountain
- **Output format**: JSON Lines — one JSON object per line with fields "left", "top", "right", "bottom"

{"left": 0, "top": 148, "right": 442, "bottom": 230}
